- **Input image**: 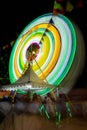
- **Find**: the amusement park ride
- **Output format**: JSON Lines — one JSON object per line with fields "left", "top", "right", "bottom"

{"left": 0, "top": 1, "right": 86, "bottom": 123}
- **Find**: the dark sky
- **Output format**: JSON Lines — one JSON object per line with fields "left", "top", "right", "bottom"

{"left": 0, "top": 0, "right": 87, "bottom": 88}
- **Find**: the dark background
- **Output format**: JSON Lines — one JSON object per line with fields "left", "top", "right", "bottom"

{"left": 0, "top": 0, "right": 87, "bottom": 88}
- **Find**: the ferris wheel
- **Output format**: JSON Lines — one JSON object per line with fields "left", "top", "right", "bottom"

{"left": 8, "top": 13, "right": 85, "bottom": 96}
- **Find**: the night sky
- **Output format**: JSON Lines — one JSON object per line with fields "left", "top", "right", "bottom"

{"left": 0, "top": 0, "right": 87, "bottom": 88}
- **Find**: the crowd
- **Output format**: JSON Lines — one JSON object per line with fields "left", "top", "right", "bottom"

{"left": 0, "top": 90, "right": 72, "bottom": 124}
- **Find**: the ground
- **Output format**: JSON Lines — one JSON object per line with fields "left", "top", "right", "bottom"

{"left": 0, "top": 113, "right": 87, "bottom": 130}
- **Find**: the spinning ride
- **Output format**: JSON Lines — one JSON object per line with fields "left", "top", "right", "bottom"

{"left": 9, "top": 13, "right": 85, "bottom": 95}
